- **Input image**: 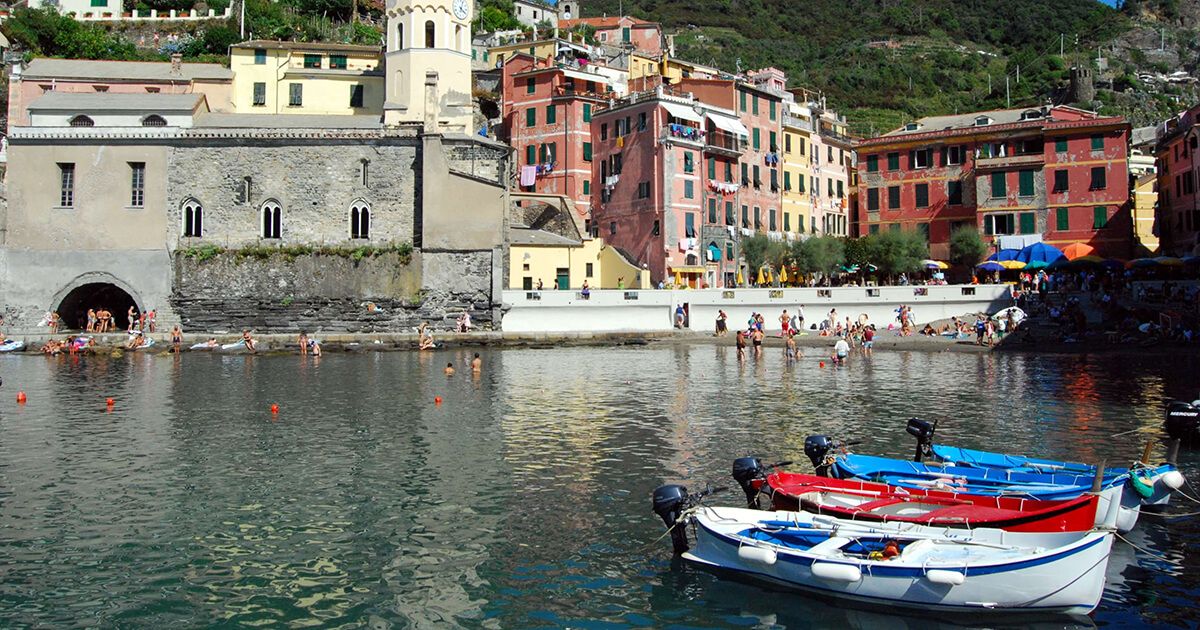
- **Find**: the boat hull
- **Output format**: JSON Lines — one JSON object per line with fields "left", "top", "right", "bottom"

{"left": 684, "top": 507, "right": 1112, "bottom": 617}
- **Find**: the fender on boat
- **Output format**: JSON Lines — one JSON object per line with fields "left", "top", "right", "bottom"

{"left": 925, "top": 569, "right": 966, "bottom": 586}
{"left": 1160, "top": 470, "right": 1185, "bottom": 491}
{"left": 737, "top": 545, "right": 777, "bottom": 566}
{"left": 811, "top": 562, "right": 862, "bottom": 582}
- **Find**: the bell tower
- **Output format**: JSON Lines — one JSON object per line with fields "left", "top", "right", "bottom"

{"left": 383, "top": 0, "right": 474, "bottom": 132}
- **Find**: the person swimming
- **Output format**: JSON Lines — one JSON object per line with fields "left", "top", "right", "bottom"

{"left": 444, "top": 362, "right": 455, "bottom": 376}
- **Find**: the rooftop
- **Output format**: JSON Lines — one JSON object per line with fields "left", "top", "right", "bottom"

{"left": 22, "top": 58, "right": 232, "bottom": 82}
{"left": 559, "top": 16, "right": 657, "bottom": 29}
{"left": 193, "top": 113, "right": 383, "bottom": 128}
{"left": 233, "top": 40, "right": 383, "bottom": 54}
{"left": 28, "top": 92, "right": 206, "bottom": 112}
{"left": 509, "top": 227, "right": 582, "bottom": 247}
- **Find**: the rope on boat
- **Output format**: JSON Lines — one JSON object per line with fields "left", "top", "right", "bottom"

{"left": 1115, "top": 531, "right": 1182, "bottom": 567}
{"left": 1012, "top": 552, "right": 1111, "bottom": 607}
{"left": 1138, "top": 509, "right": 1200, "bottom": 519}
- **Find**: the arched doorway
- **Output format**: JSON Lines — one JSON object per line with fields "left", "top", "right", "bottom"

{"left": 55, "top": 283, "right": 139, "bottom": 331}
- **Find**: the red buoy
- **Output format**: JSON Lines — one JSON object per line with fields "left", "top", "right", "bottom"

{"left": 271, "top": 404, "right": 280, "bottom": 414}
{"left": 106, "top": 398, "right": 115, "bottom": 406}
{"left": 819, "top": 361, "right": 825, "bottom": 368}
{"left": 16, "top": 391, "right": 26, "bottom": 403}
{"left": 434, "top": 396, "right": 443, "bottom": 405}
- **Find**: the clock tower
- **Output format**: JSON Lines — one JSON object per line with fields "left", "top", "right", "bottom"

{"left": 383, "top": 0, "right": 474, "bottom": 132}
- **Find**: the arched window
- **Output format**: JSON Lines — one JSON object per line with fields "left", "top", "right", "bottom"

{"left": 425, "top": 20, "right": 435, "bottom": 48}
{"left": 182, "top": 199, "right": 203, "bottom": 237}
{"left": 261, "top": 200, "right": 282, "bottom": 239}
{"left": 142, "top": 114, "right": 167, "bottom": 127}
{"left": 350, "top": 201, "right": 370, "bottom": 239}
{"left": 69, "top": 115, "right": 94, "bottom": 127}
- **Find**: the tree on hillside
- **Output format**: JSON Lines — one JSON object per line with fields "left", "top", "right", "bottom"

{"left": 948, "top": 226, "right": 988, "bottom": 268}
{"left": 863, "top": 229, "right": 928, "bottom": 279}
{"left": 3, "top": 8, "right": 140, "bottom": 60}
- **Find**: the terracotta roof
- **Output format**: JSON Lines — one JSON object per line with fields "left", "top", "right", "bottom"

{"left": 23, "top": 58, "right": 232, "bottom": 82}
{"left": 559, "top": 16, "right": 657, "bottom": 29}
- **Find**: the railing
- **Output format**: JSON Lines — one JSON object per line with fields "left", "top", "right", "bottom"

{"left": 975, "top": 153, "right": 1045, "bottom": 170}
{"left": 706, "top": 130, "right": 743, "bottom": 153}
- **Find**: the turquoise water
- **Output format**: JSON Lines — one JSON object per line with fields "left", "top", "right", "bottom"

{"left": 0, "top": 346, "right": 1197, "bottom": 628}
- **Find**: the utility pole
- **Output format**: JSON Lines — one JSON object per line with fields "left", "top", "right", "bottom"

{"left": 1016, "top": 65, "right": 1020, "bottom": 84}
{"left": 1060, "top": 33, "right": 1064, "bottom": 57}
{"left": 988, "top": 73, "right": 992, "bottom": 94}
{"left": 1006, "top": 76, "right": 1010, "bottom": 108}
{"left": 1161, "top": 28, "right": 1165, "bottom": 51}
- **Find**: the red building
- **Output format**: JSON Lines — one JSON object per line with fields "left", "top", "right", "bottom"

{"left": 500, "top": 53, "right": 612, "bottom": 223}
{"left": 1155, "top": 104, "right": 1200, "bottom": 255}
{"left": 557, "top": 16, "right": 663, "bottom": 56}
{"left": 854, "top": 106, "right": 1132, "bottom": 258}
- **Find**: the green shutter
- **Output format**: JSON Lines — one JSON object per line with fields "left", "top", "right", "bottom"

{"left": 740, "top": 91, "right": 747, "bottom": 112}
{"left": 527, "top": 78, "right": 535, "bottom": 93}
{"left": 1091, "top": 135, "right": 1103, "bottom": 151}
{"left": 753, "top": 128, "right": 760, "bottom": 150}
{"left": 784, "top": 171, "right": 791, "bottom": 191}
{"left": 1055, "top": 138, "right": 1067, "bottom": 152}
{"left": 770, "top": 131, "right": 777, "bottom": 151}
{"left": 1093, "top": 206, "right": 1108, "bottom": 229}
{"left": 684, "top": 180, "right": 693, "bottom": 199}
{"left": 1019, "top": 212, "right": 1035, "bottom": 234}
{"left": 869, "top": 224, "right": 879, "bottom": 234}
{"left": 622, "top": 27, "right": 631, "bottom": 42}
{"left": 583, "top": 104, "right": 592, "bottom": 122}
{"left": 583, "top": 180, "right": 590, "bottom": 195}
{"left": 525, "top": 145, "right": 536, "bottom": 165}
{"left": 752, "top": 95, "right": 759, "bottom": 115}
{"left": 915, "top": 183, "right": 928, "bottom": 207}
{"left": 1056, "top": 207, "right": 1069, "bottom": 231}
{"left": 583, "top": 142, "right": 592, "bottom": 161}
{"left": 770, "top": 101, "right": 777, "bottom": 120}
{"left": 546, "top": 105, "right": 556, "bottom": 124}
{"left": 991, "top": 172, "right": 1006, "bottom": 197}
{"left": 887, "top": 152, "right": 899, "bottom": 170}
{"left": 867, "top": 155, "right": 878, "bottom": 172}
{"left": 798, "top": 215, "right": 805, "bottom": 232}
{"left": 708, "top": 157, "right": 716, "bottom": 179}
{"left": 888, "top": 186, "right": 900, "bottom": 209}
{"left": 1019, "top": 170, "right": 1034, "bottom": 196}
{"left": 867, "top": 188, "right": 879, "bottom": 211}
{"left": 525, "top": 108, "right": 535, "bottom": 126}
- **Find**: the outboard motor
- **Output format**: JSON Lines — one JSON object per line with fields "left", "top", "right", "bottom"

{"left": 652, "top": 484, "right": 691, "bottom": 554}
{"left": 804, "top": 435, "right": 835, "bottom": 477}
{"left": 1165, "top": 399, "right": 1200, "bottom": 445}
{"left": 905, "top": 418, "right": 937, "bottom": 462}
{"left": 732, "top": 457, "right": 767, "bottom": 508}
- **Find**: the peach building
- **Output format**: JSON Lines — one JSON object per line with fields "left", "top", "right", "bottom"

{"left": 557, "top": 16, "right": 663, "bottom": 56}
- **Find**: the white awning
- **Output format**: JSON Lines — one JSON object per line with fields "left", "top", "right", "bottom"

{"left": 562, "top": 68, "right": 609, "bottom": 84}
{"left": 707, "top": 112, "right": 749, "bottom": 136}
{"left": 661, "top": 101, "right": 704, "bottom": 124}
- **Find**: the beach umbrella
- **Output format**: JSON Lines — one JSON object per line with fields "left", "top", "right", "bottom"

{"left": 1183, "top": 256, "right": 1200, "bottom": 266}
{"left": 1154, "top": 256, "right": 1185, "bottom": 267}
{"left": 997, "top": 260, "right": 1026, "bottom": 270}
{"left": 1127, "top": 258, "right": 1157, "bottom": 269}
{"left": 1024, "top": 260, "right": 1052, "bottom": 270}
{"left": 756, "top": 267, "right": 766, "bottom": 285}
{"left": 976, "top": 261, "right": 1005, "bottom": 272}
{"left": 779, "top": 266, "right": 789, "bottom": 284}
{"left": 922, "top": 259, "right": 949, "bottom": 270}
{"left": 1070, "top": 255, "right": 1104, "bottom": 269}
{"left": 1016, "top": 242, "right": 1067, "bottom": 266}
{"left": 841, "top": 264, "right": 860, "bottom": 273}
{"left": 674, "top": 270, "right": 683, "bottom": 285}
{"left": 1101, "top": 259, "right": 1126, "bottom": 271}
{"left": 1062, "top": 243, "right": 1095, "bottom": 260}
{"left": 864, "top": 263, "right": 879, "bottom": 273}
{"left": 987, "top": 248, "right": 1021, "bottom": 262}
{"left": 736, "top": 270, "right": 744, "bottom": 285}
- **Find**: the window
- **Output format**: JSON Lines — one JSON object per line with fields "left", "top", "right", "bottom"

{"left": 866, "top": 155, "right": 878, "bottom": 172}
{"left": 583, "top": 142, "right": 592, "bottom": 162}
{"left": 349, "top": 84, "right": 364, "bottom": 108}
{"left": 350, "top": 201, "right": 371, "bottom": 239}
{"left": 784, "top": 212, "right": 791, "bottom": 232}
{"left": 304, "top": 54, "right": 322, "bottom": 69}
{"left": 1019, "top": 212, "right": 1035, "bottom": 234}
{"left": 610, "top": 221, "right": 616, "bottom": 235}
{"left": 600, "top": 123, "right": 608, "bottom": 140}
{"left": 398, "top": 23, "right": 405, "bottom": 49}
{"left": 753, "top": 165, "right": 761, "bottom": 187}
{"left": 142, "top": 114, "right": 166, "bottom": 127}
{"left": 1090, "top": 167, "right": 1106, "bottom": 190}
{"left": 797, "top": 215, "right": 805, "bottom": 232}
{"left": 583, "top": 180, "right": 590, "bottom": 195}
{"left": 946, "top": 145, "right": 963, "bottom": 165}
{"left": 769, "top": 209, "right": 777, "bottom": 231}
{"left": 651, "top": 220, "right": 660, "bottom": 236}
{"left": 1056, "top": 207, "right": 1070, "bottom": 231}
{"left": 867, "top": 188, "right": 879, "bottom": 211}
{"left": 889, "top": 223, "right": 901, "bottom": 233}
{"left": 288, "top": 83, "right": 303, "bottom": 107}
{"left": 886, "top": 152, "right": 899, "bottom": 170}
{"left": 1093, "top": 206, "right": 1108, "bottom": 229}
{"left": 752, "top": 128, "right": 760, "bottom": 150}
{"left": 785, "top": 134, "right": 792, "bottom": 153}
{"left": 684, "top": 180, "right": 694, "bottom": 199}
{"left": 725, "top": 201, "right": 734, "bottom": 225}
{"left": 1055, "top": 138, "right": 1068, "bottom": 153}
{"left": 240, "top": 176, "right": 252, "bottom": 203}
{"left": 425, "top": 20, "right": 436, "bottom": 47}
{"left": 917, "top": 222, "right": 930, "bottom": 242}
{"left": 799, "top": 137, "right": 806, "bottom": 155}
{"left": 637, "top": 181, "right": 650, "bottom": 198}
{"left": 887, "top": 185, "right": 900, "bottom": 209}
{"left": 525, "top": 145, "right": 536, "bottom": 165}
{"left": 330, "top": 54, "right": 347, "bottom": 70}
{"left": 784, "top": 171, "right": 791, "bottom": 191}
{"left": 129, "top": 162, "right": 145, "bottom": 207}
{"left": 182, "top": 199, "right": 203, "bottom": 237}
{"left": 546, "top": 105, "right": 557, "bottom": 124}
{"left": 586, "top": 263, "right": 594, "bottom": 277}
{"left": 254, "top": 48, "right": 267, "bottom": 65}
{"left": 913, "top": 148, "right": 932, "bottom": 169}
{"left": 622, "top": 26, "right": 631, "bottom": 42}
{"left": 1018, "top": 170, "right": 1035, "bottom": 196}
{"left": 948, "top": 180, "right": 962, "bottom": 205}
{"left": 836, "top": 180, "right": 844, "bottom": 198}
{"left": 538, "top": 143, "right": 556, "bottom": 163}
{"left": 984, "top": 213, "right": 1015, "bottom": 235}
{"left": 869, "top": 224, "right": 879, "bottom": 234}
{"left": 1090, "top": 135, "right": 1104, "bottom": 151}
{"left": 915, "top": 183, "right": 928, "bottom": 208}
{"left": 769, "top": 100, "right": 777, "bottom": 121}
{"left": 262, "top": 200, "right": 282, "bottom": 239}
{"left": 827, "top": 146, "right": 833, "bottom": 163}
{"left": 741, "top": 163, "right": 749, "bottom": 185}
{"left": 707, "top": 198, "right": 717, "bottom": 223}
{"left": 583, "top": 103, "right": 591, "bottom": 122}
{"left": 58, "top": 163, "right": 75, "bottom": 207}
{"left": 685, "top": 213, "right": 696, "bottom": 237}
{"left": 752, "top": 95, "right": 759, "bottom": 115}
{"left": 991, "top": 172, "right": 1006, "bottom": 198}
{"left": 798, "top": 175, "right": 805, "bottom": 193}
{"left": 739, "top": 91, "right": 747, "bottom": 112}
{"left": 526, "top": 108, "right": 536, "bottom": 127}
{"left": 741, "top": 205, "right": 748, "bottom": 227}
{"left": 707, "top": 157, "right": 716, "bottom": 179}
{"left": 770, "top": 131, "right": 777, "bottom": 152}
{"left": 827, "top": 178, "right": 833, "bottom": 196}
{"left": 725, "top": 162, "right": 733, "bottom": 182}
{"left": 361, "top": 159, "right": 369, "bottom": 186}
{"left": 683, "top": 152, "right": 693, "bottom": 173}
{"left": 638, "top": 112, "right": 646, "bottom": 131}
{"left": 754, "top": 207, "right": 761, "bottom": 229}
{"left": 69, "top": 115, "right": 94, "bottom": 127}
{"left": 1054, "top": 169, "right": 1069, "bottom": 193}
{"left": 253, "top": 82, "right": 266, "bottom": 106}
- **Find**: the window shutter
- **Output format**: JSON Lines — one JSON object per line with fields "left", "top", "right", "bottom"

{"left": 1019, "top": 212, "right": 1035, "bottom": 234}
{"left": 939, "top": 147, "right": 946, "bottom": 167}
{"left": 1056, "top": 207, "right": 1070, "bottom": 231}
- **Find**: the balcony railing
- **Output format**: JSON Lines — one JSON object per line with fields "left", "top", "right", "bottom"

{"left": 974, "top": 153, "right": 1045, "bottom": 170}
{"left": 706, "top": 130, "right": 744, "bottom": 155}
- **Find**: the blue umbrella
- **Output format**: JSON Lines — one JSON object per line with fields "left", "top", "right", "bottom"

{"left": 976, "top": 261, "right": 1005, "bottom": 272}
{"left": 986, "top": 249, "right": 1021, "bottom": 262}
{"left": 1016, "top": 242, "right": 1067, "bottom": 266}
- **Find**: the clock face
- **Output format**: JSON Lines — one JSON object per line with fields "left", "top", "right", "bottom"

{"left": 452, "top": 0, "right": 468, "bottom": 19}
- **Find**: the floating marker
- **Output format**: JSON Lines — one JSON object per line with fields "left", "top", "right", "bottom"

{"left": 106, "top": 398, "right": 115, "bottom": 406}
{"left": 16, "top": 391, "right": 26, "bottom": 403}
{"left": 434, "top": 396, "right": 443, "bottom": 405}
{"left": 819, "top": 361, "right": 825, "bottom": 368}
{"left": 271, "top": 404, "right": 280, "bottom": 414}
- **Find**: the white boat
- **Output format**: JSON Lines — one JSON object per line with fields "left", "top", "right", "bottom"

{"left": 677, "top": 505, "right": 1112, "bottom": 616}
{"left": 221, "top": 340, "right": 247, "bottom": 351}
{"left": 0, "top": 340, "right": 25, "bottom": 353}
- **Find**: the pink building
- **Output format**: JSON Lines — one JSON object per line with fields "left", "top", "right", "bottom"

{"left": 500, "top": 53, "right": 611, "bottom": 223}
{"left": 590, "top": 86, "right": 747, "bottom": 287}
{"left": 558, "top": 16, "right": 663, "bottom": 56}
{"left": 8, "top": 57, "right": 233, "bottom": 127}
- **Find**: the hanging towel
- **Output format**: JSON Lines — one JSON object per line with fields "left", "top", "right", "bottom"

{"left": 520, "top": 165, "right": 537, "bottom": 187}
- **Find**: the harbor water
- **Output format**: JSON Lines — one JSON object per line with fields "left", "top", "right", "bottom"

{"left": 0, "top": 345, "right": 1198, "bottom": 628}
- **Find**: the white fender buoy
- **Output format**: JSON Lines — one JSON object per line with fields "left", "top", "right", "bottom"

{"left": 737, "top": 545, "right": 777, "bottom": 566}
{"left": 811, "top": 562, "right": 862, "bottom": 582}
{"left": 925, "top": 569, "right": 966, "bottom": 586}
{"left": 1161, "top": 470, "right": 1185, "bottom": 491}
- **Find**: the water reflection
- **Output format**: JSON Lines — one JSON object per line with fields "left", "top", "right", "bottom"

{"left": 0, "top": 347, "right": 1198, "bottom": 627}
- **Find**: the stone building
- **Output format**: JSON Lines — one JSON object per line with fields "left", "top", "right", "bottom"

{"left": 0, "top": 0, "right": 515, "bottom": 333}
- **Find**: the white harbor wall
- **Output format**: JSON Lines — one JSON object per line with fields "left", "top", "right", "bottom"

{"left": 500, "top": 284, "right": 1012, "bottom": 333}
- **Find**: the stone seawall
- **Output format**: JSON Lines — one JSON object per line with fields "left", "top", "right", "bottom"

{"left": 170, "top": 249, "right": 495, "bottom": 332}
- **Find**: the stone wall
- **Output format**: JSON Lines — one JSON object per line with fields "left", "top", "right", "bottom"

{"left": 444, "top": 138, "right": 510, "bottom": 186}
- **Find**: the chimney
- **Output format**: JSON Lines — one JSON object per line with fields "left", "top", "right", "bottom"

{"left": 170, "top": 53, "right": 182, "bottom": 76}
{"left": 667, "top": 34, "right": 676, "bottom": 58}
{"left": 424, "top": 71, "right": 439, "bottom": 133}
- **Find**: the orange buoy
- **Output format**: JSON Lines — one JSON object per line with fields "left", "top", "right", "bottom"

{"left": 434, "top": 396, "right": 443, "bottom": 405}
{"left": 16, "top": 391, "right": 26, "bottom": 403}
{"left": 106, "top": 397, "right": 115, "bottom": 406}
{"left": 271, "top": 404, "right": 279, "bottom": 414}
{"left": 819, "top": 361, "right": 825, "bottom": 368}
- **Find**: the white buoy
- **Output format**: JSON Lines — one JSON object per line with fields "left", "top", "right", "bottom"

{"left": 737, "top": 545, "right": 777, "bottom": 566}
{"left": 1161, "top": 470, "right": 1185, "bottom": 490}
{"left": 925, "top": 569, "right": 966, "bottom": 586}
{"left": 811, "top": 562, "right": 862, "bottom": 582}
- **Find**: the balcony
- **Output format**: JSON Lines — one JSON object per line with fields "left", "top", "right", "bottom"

{"left": 661, "top": 123, "right": 705, "bottom": 146}
{"left": 974, "top": 153, "right": 1045, "bottom": 171}
{"left": 705, "top": 130, "right": 744, "bottom": 157}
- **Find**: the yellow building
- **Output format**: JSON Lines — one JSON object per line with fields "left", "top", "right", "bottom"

{"left": 230, "top": 41, "right": 384, "bottom": 115}
{"left": 1133, "top": 172, "right": 1159, "bottom": 256}
{"left": 660, "top": 57, "right": 720, "bottom": 84}
{"left": 628, "top": 51, "right": 660, "bottom": 81}
{"left": 782, "top": 102, "right": 816, "bottom": 238}
{"left": 509, "top": 230, "right": 648, "bottom": 289}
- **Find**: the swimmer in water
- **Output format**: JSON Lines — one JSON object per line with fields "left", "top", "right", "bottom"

{"left": 444, "top": 362, "right": 455, "bottom": 376}
{"left": 471, "top": 353, "right": 482, "bottom": 373}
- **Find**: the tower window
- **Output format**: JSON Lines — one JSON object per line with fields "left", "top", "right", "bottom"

{"left": 350, "top": 202, "right": 371, "bottom": 239}
{"left": 425, "top": 20, "right": 435, "bottom": 48}
{"left": 182, "top": 199, "right": 203, "bottom": 237}
{"left": 262, "top": 200, "right": 282, "bottom": 239}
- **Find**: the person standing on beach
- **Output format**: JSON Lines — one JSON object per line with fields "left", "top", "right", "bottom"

{"left": 796, "top": 305, "right": 806, "bottom": 332}
{"left": 735, "top": 330, "right": 747, "bottom": 361}
{"left": 752, "top": 326, "right": 764, "bottom": 358}
{"left": 171, "top": 325, "right": 182, "bottom": 353}
{"left": 779, "top": 310, "right": 791, "bottom": 336}
{"left": 862, "top": 325, "right": 875, "bottom": 356}
{"left": 715, "top": 310, "right": 728, "bottom": 336}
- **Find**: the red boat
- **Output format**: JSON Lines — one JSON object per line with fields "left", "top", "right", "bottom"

{"left": 754, "top": 471, "right": 1099, "bottom": 532}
